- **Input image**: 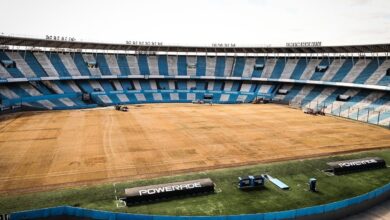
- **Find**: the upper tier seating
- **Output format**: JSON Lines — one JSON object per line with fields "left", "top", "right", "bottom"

{"left": 0, "top": 50, "right": 388, "bottom": 127}
{"left": 1, "top": 51, "right": 388, "bottom": 88}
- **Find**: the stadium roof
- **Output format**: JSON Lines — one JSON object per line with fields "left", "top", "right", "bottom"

{"left": 1, "top": 35, "right": 390, "bottom": 54}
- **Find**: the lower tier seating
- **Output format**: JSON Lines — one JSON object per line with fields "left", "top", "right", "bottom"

{"left": 0, "top": 79, "right": 389, "bottom": 127}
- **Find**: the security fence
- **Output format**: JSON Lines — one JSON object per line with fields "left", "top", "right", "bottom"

{"left": 290, "top": 100, "right": 390, "bottom": 129}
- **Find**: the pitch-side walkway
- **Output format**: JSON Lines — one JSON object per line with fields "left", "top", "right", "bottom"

{"left": 345, "top": 199, "right": 390, "bottom": 220}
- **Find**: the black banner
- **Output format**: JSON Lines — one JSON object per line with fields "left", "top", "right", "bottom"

{"left": 327, "top": 157, "right": 386, "bottom": 175}
{"left": 124, "top": 178, "right": 214, "bottom": 204}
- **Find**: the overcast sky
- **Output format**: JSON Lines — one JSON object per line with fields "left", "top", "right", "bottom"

{"left": 1, "top": 0, "right": 389, "bottom": 46}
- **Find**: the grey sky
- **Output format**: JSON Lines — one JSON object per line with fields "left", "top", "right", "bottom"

{"left": 1, "top": 0, "right": 389, "bottom": 46}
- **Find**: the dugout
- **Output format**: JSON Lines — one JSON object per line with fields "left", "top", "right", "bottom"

{"left": 327, "top": 157, "right": 386, "bottom": 175}
{"left": 204, "top": 94, "right": 213, "bottom": 100}
{"left": 203, "top": 94, "right": 213, "bottom": 104}
{"left": 123, "top": 178, "right": 214, "bottom": 205}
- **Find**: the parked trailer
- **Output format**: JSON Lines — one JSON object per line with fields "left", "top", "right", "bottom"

{"left": 123, "top": 178, "right": 214, "bottom": 205}
{"left": 238, "top": 175, "right": 265, "bottom": 189}
{"left": 115, "top": 105, "right": 128, "bottom": 112}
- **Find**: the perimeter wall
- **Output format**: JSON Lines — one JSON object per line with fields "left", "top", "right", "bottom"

{"left": 8, "top": 182, "right": 390, "bottom": 220}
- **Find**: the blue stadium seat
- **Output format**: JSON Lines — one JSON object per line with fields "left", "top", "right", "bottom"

{"left": 251, "top": 57, "right": 265, "bottom": 78}
{"left": 270, "top": 58, "right": 287, "bottom": 79}
{"left": 73, "top": 53, "right": 91, "bottom": 76}
{"left": 116, "top": 54, "right": 131, "bottom": 75}
{"left": 137, "top": 55, "right": 150, "bottom": 75}
{"left": 158, "top": 55, "right": 169, "bottom": 76}
{"left": 0, "top": 51, "right": 25, "bottom": 78}
{"left": 301, "top": 87, "right": 324, "bottom": 105}
{"left": 215, "top": 57, "right": 226, "bottom": 77}
{"left": 331, "top": 59, "right": 354, "bottom": 82}
{"left": 310, "top": 59, "right": 332, "bottom": 81}
{"left": 354, "top": 59, "right": 384, "bottom": 84}
{"left": 289, "top": 58, "right": 307, "bottom": 79}
{"left": 177, "top": 56, "right": 187, "bottom": 76}
{"left": 21, "top": 51, "right": 48, "bottom": 77}
{"left": 232, "top": 57, "right": 245, "bottom": 77}
{"left": 47, "top": 53, "right": 71, "bottom": 77}
{"left": 96, "top": 54, "right": 111, "bottom": 75}
{"left": 196, "top": 56, "right": 206, "bottom": 76}
{"left": 282, "top": 84, "right": 304, "bottom": 102}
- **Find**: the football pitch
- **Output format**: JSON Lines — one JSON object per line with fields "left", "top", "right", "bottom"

{"left": 1, "top": 149, "right": 390, "bottom": 215}
{"left": 1, "top": 103, "right": 390, "bottom": 195}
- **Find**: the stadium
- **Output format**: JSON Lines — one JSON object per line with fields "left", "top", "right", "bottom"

{"left": 1, "top": 0, "right": 390, "bottom": 219}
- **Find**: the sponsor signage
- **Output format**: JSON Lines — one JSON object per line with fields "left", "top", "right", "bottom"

{"left": 212, "top": 43, "right": 236, "bottom": 47}
{"left": 327, "top": 157, "right": 386, "bottom": 175}
{"left": 338, "top": 158, "right": 378, "bottom": 168}
{"left": 286, "top": 41, "right": 322, "bottom": 47}
{"left": 138, "top": 182, "right": 202, "bottom": 196}
{"left": 124, "top": 178, "right": 214, "bottom": 205}
{"left": 126, "top": 41, "right": 163, "bottom": 46}
{"left": 46, "top": 35, "right": 76, "bottom": 42}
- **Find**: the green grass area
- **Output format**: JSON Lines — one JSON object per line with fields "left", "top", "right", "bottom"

{"left": 1, "top": 149, "right": 390, "bottom": 216}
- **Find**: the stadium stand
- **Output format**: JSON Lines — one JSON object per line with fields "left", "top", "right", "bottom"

{"left": 279, "top": 58, "right": 299, "bottom": 79}
{"left": 58, "top": 53, "right": 82, "bottom": 76}
{"left": 289, "top": 58, "right": 308, "bottom": 80}
{"left": 0, "top": 36, "right": 389, "bottom": 126}
{"left": 310, "top": 59, "right": 332, "bottom": 81}
{"left": 342, "top": 59, "right": 369, "bottom": 83}
{"left": 48, "top": 53, "right": 72, "bottom": 77}
{"left": 34, "top": 52, "right": 59, "bottom": 77}
{"left": 116, "top": 54, "right": 131, "bottom": 75}
{"left": 299, "top": 58, "right": 322, "bottom": 80}
{"left": 269, "top": 58, "right": 286, "bottom": 79}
